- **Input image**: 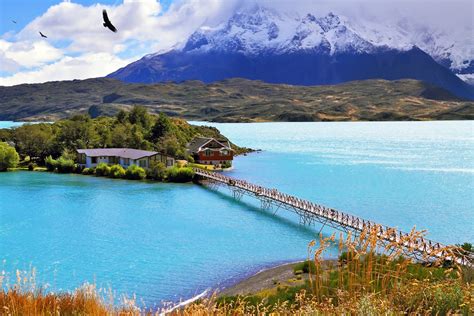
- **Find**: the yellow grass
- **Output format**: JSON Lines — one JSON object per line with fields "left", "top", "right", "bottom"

{"left": 1, "top": 226, "right": 473, "bottom": 315}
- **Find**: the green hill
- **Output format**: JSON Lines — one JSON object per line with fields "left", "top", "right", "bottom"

{"left": 0, "top": 78, "right": 472, "bottom": 122}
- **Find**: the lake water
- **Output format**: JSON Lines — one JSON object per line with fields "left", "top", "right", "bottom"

{"left": 0, "top": 121, "right": 26, "bottom": 129}
{"left": 1, "top": 121, "right": 473, "bottom": 307}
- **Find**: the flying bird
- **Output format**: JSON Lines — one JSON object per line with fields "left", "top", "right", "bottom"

{"left": 39, "top": 31, "right": 47, "bottom": 38}
{"left": 102, "top": 9, "right": 117, "bottom": 33}
{"left": 12, "top": 20, "right": 17, "bottom": 24}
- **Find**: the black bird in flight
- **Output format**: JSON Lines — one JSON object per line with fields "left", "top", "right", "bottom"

{"left": 12, "top": 20, "right": 17, "bottom": 24}
{"left": 39, "top": 31, "right": 47, "bottom": 38}
{"left": 102, "top": 9, "right": 117, "bottom": 33}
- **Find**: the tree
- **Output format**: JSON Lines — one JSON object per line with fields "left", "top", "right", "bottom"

{"left": 0, "top": 142, "right": 20, "bottom": 171}
{"left": 116, "top": 109, "right": 128, "bottom": 124}
{"left": 150, "top": 113, "right": 171, "bottom": 140}
{"left": 13, "top": 124, "right": 54, "bottom": 160}
{"left": 147, "top": 161, "right": 166, "bottom": 180}
{"left": 92, "top": 117, "right": 113, "bottom": 148}
{"left": 128, "top": 106, "right": 152, "bottom": 129}
{"left": 0, "top": 129, "right": 12, "bottom": 142}
{"left": 111, "top": 124, "right": 130, "bottom": 148}
{"left": 56, "top": 118, "right": 99, "bottom": 150}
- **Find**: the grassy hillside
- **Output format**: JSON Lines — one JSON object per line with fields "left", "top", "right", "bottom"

{"left": 0, "top": 78, "right": 472, "bottom": 122}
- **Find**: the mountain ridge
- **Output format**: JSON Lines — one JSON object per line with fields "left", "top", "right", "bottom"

{"left": 1, "top": 77, "right": 472, "bottom": 122}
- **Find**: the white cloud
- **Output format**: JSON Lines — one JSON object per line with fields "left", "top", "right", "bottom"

{"left": 0, "top": 40, "right": 63, "bottom": 69}
{"left": 0, "top": 52, "right": 132, "bottom": 86}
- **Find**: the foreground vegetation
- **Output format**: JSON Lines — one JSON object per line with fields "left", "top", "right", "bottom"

{"left": 1, "top": 78, "right": 473, "bottom": 122}
{"left": 1, "top": 228, "right": 472, "bottom": 315}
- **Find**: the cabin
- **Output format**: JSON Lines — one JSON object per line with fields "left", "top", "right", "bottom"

{"left": 77, "top": 148, "right": 175, "bottom": 169}
{"left": 187, "top": 137, "right": 234, "bottom": 167}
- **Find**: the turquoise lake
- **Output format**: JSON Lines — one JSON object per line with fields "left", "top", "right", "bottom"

{"left": 1, "top": 121, "right": 473, "bottom": 306}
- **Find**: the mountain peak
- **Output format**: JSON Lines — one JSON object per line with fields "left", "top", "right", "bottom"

{"left": 181, "top": 8, "right": 375, "bottom": 56}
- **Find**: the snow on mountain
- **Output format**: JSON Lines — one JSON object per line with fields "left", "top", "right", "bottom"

{"left": 181, "top": 7, "right": 376, "bottom": 55}
{"left": 171, "top": 5, "right": 472, "bottom": 77}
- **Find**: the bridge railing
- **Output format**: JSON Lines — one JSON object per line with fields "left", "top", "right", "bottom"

{"left": 193, "top": 168, "right": 473, "bottom": 265}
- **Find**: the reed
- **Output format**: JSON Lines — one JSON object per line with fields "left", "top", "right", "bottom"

{"left": 183, "top": 226, "right": 473, "bottom": 315}
{"left": 1, "top": 226, "right": 472, "bottom": 315}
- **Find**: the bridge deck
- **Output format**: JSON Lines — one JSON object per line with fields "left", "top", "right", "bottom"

{"left": 193, "top": 168, "right": 472, "bottom": 266}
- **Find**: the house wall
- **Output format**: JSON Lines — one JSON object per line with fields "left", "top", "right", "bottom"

{"left": 196, "top": 151, "right": 233, "bottom": 162}
{"left": 195, "top": 150, "right": 233, "bottom": 166}
{"left": 81, "top": 154, "right": 175, "bottom": 169}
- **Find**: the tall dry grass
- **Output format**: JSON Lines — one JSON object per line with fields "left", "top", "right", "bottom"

{"left": 1, "top": 226, "right": 472, "bottom": 315}
{"left": 0, "top": 269, "right": 138, "bottom": 315}
{"left": 182, "top": 226, "right": 473, "bottom": 315}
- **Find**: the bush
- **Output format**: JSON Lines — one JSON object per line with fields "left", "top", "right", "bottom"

{"left": 44, "top": 155, "right": 58, "bottom": 172}
{"left": 109, "top": 164, "right": 126, "bottom": 179}
{"left": 28, "top": 162, "right": 37, "bottom": 171}
{"left": 166, "top": 166, "right": 195, "bottom": 183}
{"left": 56, "top": 157, "right": 75, "bottom": 173}
{"left": 125, "top": 164, "right": 146, "bottom": 180}
{"left": 147, "top": 161, "right": 166, "bottom": 181}
{"left": 74, "top": 164, "right": 84, "bottom": 174}
{"left": 82, "top": 168, "right": 91, "bottom": 175}
{"left": 95, "top": 162, "right": 111, "bottom": 177}
{"left": 293, "top": 260, "right": 316, "bottom": 274}
{"left": 222, "top": 161, "right": 232, "bottom": 169}
{"left": 0, "top": 142, "right": 20, "bottom": 171}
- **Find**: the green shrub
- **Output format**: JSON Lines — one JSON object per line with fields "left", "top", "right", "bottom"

{"left": 44, "top": 155, "right": 58, "bottom": 172}
{"left": 147, "top": 161, "right": 166, "bottom": 181}
{"left": 82, "top": 168, "right": 91, "bottom": 175}
{"left": 74, "top": 164, "right": 84, "bottom": 174}
{"left": 293, "top": 260, "right": 316, "bottom": 274}
{"left": 125, "top": 164, "right": 146, "bottom": 180}
{"left": 109, "top": 164, "right": 126, "bottom": 179}
{"left": 95, "top": 162, "right": 111, "bottom": 177}
{"left": 222, "top": 161, "right": 232, "bottom": 169}
{"left": 56, "top": 157, "right": 75, "bottom": 173}
{"left": 166, "top": 166, "right": 195, "bottom": 183}
{"left": 0, "top": 142, "right": 20, "bottom": 171}
{"left": 28, "top": 162, "right": 37, "bottom": 171}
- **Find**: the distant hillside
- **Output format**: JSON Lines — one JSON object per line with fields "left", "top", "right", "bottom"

{"left": 0, "top": 78, "right": 472, "bottom": 122}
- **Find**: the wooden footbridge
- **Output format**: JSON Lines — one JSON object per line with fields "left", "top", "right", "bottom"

{"left": 193, "top": 168, "right": 473, "bottom": 267}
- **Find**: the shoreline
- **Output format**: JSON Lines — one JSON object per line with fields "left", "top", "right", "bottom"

{"left": 216, "top": 257, "right": 339, "bottom": 297}
{"left": 217, "top": 260, "right": 304, "bottom": 296}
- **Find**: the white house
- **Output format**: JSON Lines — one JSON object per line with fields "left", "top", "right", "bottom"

{"left": 77, "top": 148, "right": 175, "bottom": 169}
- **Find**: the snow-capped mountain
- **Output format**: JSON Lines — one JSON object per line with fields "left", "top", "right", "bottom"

{"left": 108, "top": 6, "right": 474, "bottom": 99}
{"left": 181, "top": 8, "right": 375, "bottom": 55}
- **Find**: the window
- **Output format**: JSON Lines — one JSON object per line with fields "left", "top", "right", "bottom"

{"left": 123, "top": 158, "right": 130, "bottom": 165}
{"left": 139, "top": 159, "right": 147, "bottom": 168}
{"left": 221, "top": 149, "right": 228, "bottom": 156}
{"left": 205, "top": 149, "right": 212, "bottom": 156}
{"left": 91, "top": 157, "right": 97, "bottom": 163}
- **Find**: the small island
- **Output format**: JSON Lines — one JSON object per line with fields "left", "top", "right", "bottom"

{"left": 0, "top": 106, "right": 253, "bottom": 181}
